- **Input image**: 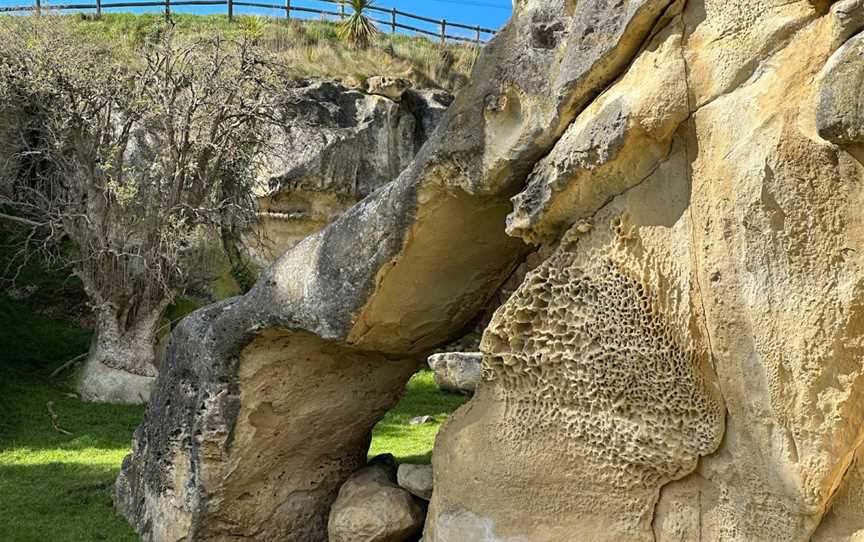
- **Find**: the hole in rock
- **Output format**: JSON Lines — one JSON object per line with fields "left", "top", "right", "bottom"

{"left": 367, "top": 331, "right": 480, "bottom": 465}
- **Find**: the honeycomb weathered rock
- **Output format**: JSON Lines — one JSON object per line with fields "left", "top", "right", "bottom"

{"left": 483, "top": 243, "right": 722, "bottom": 492}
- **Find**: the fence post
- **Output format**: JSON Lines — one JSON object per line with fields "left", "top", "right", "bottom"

{"left": 164, "top": 0, "right": 170, "bottom": 22}
{"left": 440, "top": 19, "right": 446, "bottom": 46}
{"left": 96, "top": 0, "right": 102, "bottom": 18}
{"left": 391, "top": 8, "right": 396, "bottom": 33}
{"left": 475, "top": 25, "right": 481, "bottom": 44}
{"left": 340, "top": 1, "right": 345, "bottom": 19}
{"left": 34, "top": 0, "right": 41, "bottom": 17}
{"left": 285, "top": 0, "right": 290, "bottom": 21}
{"left": 227, "top": 0, "right": 233, "bottom": 22}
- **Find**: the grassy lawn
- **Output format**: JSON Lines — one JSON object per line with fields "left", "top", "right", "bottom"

{"left": 0, "top": 269, "right": 466, "bottom": 539}
{"left": 369, "top": 370, "right": 468, "bottom": 464}
{"left": 0, "top": 296, "right": 143, "bottom": 542}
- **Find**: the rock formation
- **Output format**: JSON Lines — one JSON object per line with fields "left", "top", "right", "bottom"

{"left": 398, "top": 464, "right": 434, "bottom": 501}
{"left": 248, "top": 80, "right": 451, "bottom": 267}
{"left": 427, "top": 352, "right": 482, "bottom": 395}
{"left": 428, "top": 1, "right": 864, "bottom": 541}
{"left": 328, "top": 463, "right": 425, "bottom": 542}
{"left": 116, "top": 0, "right": 864, "bottom": 541}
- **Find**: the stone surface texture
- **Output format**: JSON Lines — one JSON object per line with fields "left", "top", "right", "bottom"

{"left": 428, "top": 1, "right": 864, "bottom": 541}
{"left": 427, "top": 352, "right": 482, "bottom": 395}
{"left": 248, "top": 80, "right": 451, "bottom": 267}
{"left": 328, "top": 465, "right": 424, "bottom": 542}
{"left": 397, "top": 464, "right": 434, "bottom": 501}
{"left": 116, "top": 0, "right": 864, "bottom": 541}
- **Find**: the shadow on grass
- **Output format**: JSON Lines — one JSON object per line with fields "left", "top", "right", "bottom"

{"left": 0, "top": 291, "right": 145, "bottom": 453}
{"left": 0, "top": 238, "right": 139, "bottom": 539}
{"left": 0, "top": 367, "right": 144, "bottom": 454}
{"left": 0, "top": 291, "right": 142, "bottom": 540}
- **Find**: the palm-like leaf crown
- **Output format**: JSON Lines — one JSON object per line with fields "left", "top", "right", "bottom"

{"left": 339, "top": 0, "right": 379, "bottom": 49}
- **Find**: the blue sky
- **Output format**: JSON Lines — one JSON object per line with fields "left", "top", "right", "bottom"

{"left": 370, "top": 0, "right": 512, "bottom": 31}
{"left": 0, "top": 0, "right": 514, "bottom": 40}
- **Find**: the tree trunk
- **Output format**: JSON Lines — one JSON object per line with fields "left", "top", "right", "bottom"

{"left": 77, "top": 305, "right": 164, "bottom": 404}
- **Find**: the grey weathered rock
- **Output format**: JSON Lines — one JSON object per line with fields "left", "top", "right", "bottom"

{"left": 817, "top": 30, "right": 864, "bottom": 147}
{"left": 397, "top": 464, "right": 434, "bottom": 501}
{"left": 248, "top": 80, "right": 451, "bottom": 267}
{"left": 427, "top": 352, "right": 482, "bottom": 395}
{"left": 115, "top": 0, "right": 699, "bottom": 539}
{"left": 328, "top": 465, "right": 424, "bottom": 542}
{"left": 77, "top": 359, "right": 155, "bottom": 404}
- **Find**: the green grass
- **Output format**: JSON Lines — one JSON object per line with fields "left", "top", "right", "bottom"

{"left": 0, "top": 295, "right": 144, "bottom": 542}
{"left": 0, "top": 277, "right": 466, "bottom": 539}
{"left": 369, "top": 370, "right": 468, "bottom": 464}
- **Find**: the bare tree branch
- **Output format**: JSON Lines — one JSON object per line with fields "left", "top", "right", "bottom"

{"left": 0, "top": 18, "right": 282, "bottom": 375}
{"left": 0, "top": 212, "right": 45, "bottom": 228}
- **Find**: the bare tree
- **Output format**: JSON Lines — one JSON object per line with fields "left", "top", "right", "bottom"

{"left": 0, "top": 19, "right": 278, "bottom": 402}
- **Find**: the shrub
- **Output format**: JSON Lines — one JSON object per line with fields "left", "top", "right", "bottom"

{"left": 338, "top": 0, "right": 379, "bottom": 49}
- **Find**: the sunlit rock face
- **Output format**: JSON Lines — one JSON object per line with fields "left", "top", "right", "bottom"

{"left": 116, "top": 0, "right": 864, "bottom": 541}
{"left": 429, "top": 1, "right": 864, "bottom": 541}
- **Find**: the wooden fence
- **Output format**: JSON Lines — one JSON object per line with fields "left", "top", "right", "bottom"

{"left": 0, "top": 0, "right": 498, "bottom": 44}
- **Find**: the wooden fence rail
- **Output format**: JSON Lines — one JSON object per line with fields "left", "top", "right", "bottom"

{"left": 0, "top": 0, "right": 498, "bottom": 44}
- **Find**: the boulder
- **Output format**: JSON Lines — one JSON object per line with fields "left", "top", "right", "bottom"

{"left": 77, "top": 359, "right": 154, "bottom": 405}
{"left": 111, "top": 0, "right": 864, "bottom": 540}
{"left": 247, "top": 80, "right": 451, "bottom": 267}
{"left": 366, "top": 76, "right": 412, "bottom": 102}
{"left": 328, "top": 465, "right": 424, "bottom": 542}
{"left": 408, "top": 415, "right": 435, "bottom": 426}
{"left": 397, "top": 464, "right": 434, "bottom": 501}
{"left": 427, "top": 353, "right": 482, "bottom": 395}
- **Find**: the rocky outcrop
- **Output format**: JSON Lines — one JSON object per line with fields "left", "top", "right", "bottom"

{"left": 328, "top": 464, "right": 424, "bottom": 542}
{"left": 117, "top": 0, "right": 864, "bottom": 541}
{"left": 397, "top": 464, "right": 434, "bottom": 501}
{"left": 427, "top": 352, "right": 482, "bottom": 395}
{"left": 248, "top": 80, "right": 451, "bottom": 267}
{"left": 115, "top": 0, "right": 679, "bottom": 537}
{"left": 429, "top": 1, "right": 864, "bottom": 541}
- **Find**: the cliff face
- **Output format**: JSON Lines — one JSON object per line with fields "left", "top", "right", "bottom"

{"left": 430, "top": 1, "right": 864, "bottom": 540}
{"left": 116, "top": 1, "right": 864, "bottom": 541}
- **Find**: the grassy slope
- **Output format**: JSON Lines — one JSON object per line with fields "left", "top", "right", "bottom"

{"left": 38, "top": 13, "right": 477, "bottom": 92}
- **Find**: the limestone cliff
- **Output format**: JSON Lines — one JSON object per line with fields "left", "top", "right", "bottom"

{"left": 116, "top": 1, "right": 864, "bottom": 541}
